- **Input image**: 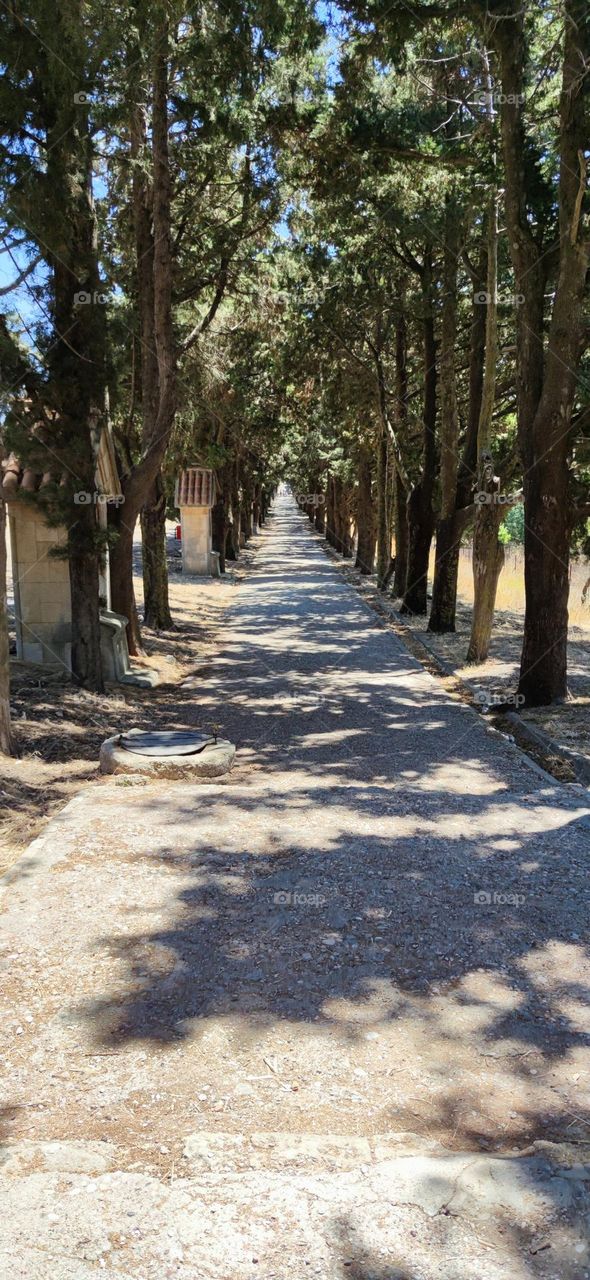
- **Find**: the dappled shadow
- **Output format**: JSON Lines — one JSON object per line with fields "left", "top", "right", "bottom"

{"left": 330, "top": 1197, "right": 589, "bottom": 1280}
{"left": 80, "top": 777, "right": 589, "bottom": 1116}
{"left": 73, "top": 495, "right": 590, "bottom": 1164}
{"left": 11, "top": 496, "right": 587, "bottom": 1277}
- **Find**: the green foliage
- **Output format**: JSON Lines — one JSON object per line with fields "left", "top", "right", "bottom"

{"left": 0, "top": 0, "right": 588, "bottom": 576}
{"left": 499, "top": 504, "right": 525, "bottom": 546}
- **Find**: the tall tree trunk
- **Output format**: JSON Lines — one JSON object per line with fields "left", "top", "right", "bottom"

{"left": 429, "top": 516, "right": 462, "bottom": 633}
{"left": 421, "top": 226, "right": 487, "bottom": 625}
{"left": 253, "top": 483, "right": 261, "bottom": 531}
{"left": 393, "top": 470, "right": 408, "bottom": 598}
{"left": 355, "top": 445, "right": 376, "bottom": 574}
{"left": 211, "top": 479, "right": 228, "bottom": 573}
{"left": 461, "top": 244, "right": 488, "bottom": 498}
{"left": 429, "top": 195, "right": 461, "bottom": 632}
{"left": 49, "top": 188, "right": 105, "bottom": 685}
{"left": 314, "top": 489, "right": 326, "bottom": 533}
{"left": 495, "top": 2, "right": 589, "bottom": 703}
{"left": 68, "top": 510, "right": 104, "bottom": 688}
{"left": 141, "top": 470, "right": 172, "bottom": 629}
{"left": 0, "top": 8, "right": 105, "bottom": 692}
{"left": 111, "top": 17, "right": 176, "bottom": 653}
{"left": 110, "top": 508, "right": 142, "bottom": 650}
{"left": 325, "top": 475, "right": 337, "bottom": 548}
{"left": 402, "top": 489, "right": 436, "bottom": 615}
{"left": 467, "top": 185, "right": 503, "bottom": 663}
{"left": 0, "top": 496, "right": 12, "bottom": 754}
{"left": 517, "top": 0, "right": 588, "bottom": 704}
{"left": 337, "top": 483, "right": 350, "bottom": 555}
{"left": 372, "top": 324, "right": 409, "bottom": 591}
{"left": 332, "top": 476, "right": 344, "bottom": 552}
{"left": 466, "top": 498, "right": 505, "bottom": 663}
{"left": 39, "top": 20, "right": 107, "bottom": 691}
{"left": 229, "top": 457, "right": 241, "bottom": 557}
{"left": 242, "top": 476, "right": 253, "bottom": 540}
{"left": 391, "top": 309, "right": 409, "bottom": 597}
{"left": 225, "top": 523, "right": 237, "bottom": 561}
{"left": 150, "top": 15, "right": 176, "bottom": 509}
{"left": 332, "top": 477, "right": 353, "bottom": 556}
{"left": 225, "top": 464, "right": 239, "bottom": 562}
{"left": 401, "top": 250, "right": 437, "bottom": 615}
{"left": 376, "top": 420, "right": 390, "bottom": 584}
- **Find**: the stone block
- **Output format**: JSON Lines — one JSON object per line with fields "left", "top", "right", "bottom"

{"left": 22, "top": 641, "right": 44, "bottom": 664}
{"left": 47, "top": 622, "right": 72, "bottom": 645}
{"left": 39, "top": 602, "right": 70, "bottom": 625}
{"left": 16, "top": 559, "right": 51, "bottom": 586}
{"left": 46, "top": 557, "right": 70, "bottom": 583}
{"left": 36, "top": 581, "right": 71, "bottom": 605}
{"left": 17, "top": 579, "right": 38, "bottom": 608}
{"left": 41, "top": 641, "right": 70, "bottom": 670}
{"left": 35, "top": 521, "right": 66, "bottom": 545}
{"left": 13, "top": 528, "right": 38, "bottom": 562}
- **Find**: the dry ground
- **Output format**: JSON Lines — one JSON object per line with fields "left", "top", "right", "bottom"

{"left": 0, "top": 530, "right": 253, "bottom": 873}
{"left": 1, "top": 496, "right": 589, "bottom": 1279}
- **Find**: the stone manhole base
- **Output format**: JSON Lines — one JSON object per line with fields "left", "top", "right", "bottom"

{"left": 99, "top": 729, "right": 235, "bottom": 779}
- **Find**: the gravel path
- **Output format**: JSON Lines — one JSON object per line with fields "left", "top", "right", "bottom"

{"left": 1, "top": 494, "right": 589, "bottom": 1279}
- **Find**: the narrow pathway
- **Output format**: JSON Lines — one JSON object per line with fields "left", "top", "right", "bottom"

{"left": 1, "top": 495, "right": 589, "bottom": 1279}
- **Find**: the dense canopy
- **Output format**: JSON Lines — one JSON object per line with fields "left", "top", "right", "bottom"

{"left": 0, "top": 0, "right": 589, "bottom": 751}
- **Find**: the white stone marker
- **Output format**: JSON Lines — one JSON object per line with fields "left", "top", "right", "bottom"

{"left": 175, "top": 466, "right": 216, "bottom": 575}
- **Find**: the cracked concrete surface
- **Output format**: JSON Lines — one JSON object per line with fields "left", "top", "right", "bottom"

{"left": 1, "top": 494, "right": 589, "bottom": 1278}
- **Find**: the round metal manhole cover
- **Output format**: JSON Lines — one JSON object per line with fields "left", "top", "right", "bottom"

{"left": 119, "top": 730, "right": 215, "bottom": 757}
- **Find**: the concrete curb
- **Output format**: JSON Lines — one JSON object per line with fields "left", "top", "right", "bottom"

{"left": 0, "top": 788, "right": 98, "bottom": 891}
{"left": 503, "top": 711, "right": 590, "bottom": 787}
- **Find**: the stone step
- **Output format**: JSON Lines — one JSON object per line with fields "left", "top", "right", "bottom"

{"left": 182, "top": 1129, "right": 437, "bottom": 1174}
{"left": 2, "top": 1136, "right": 589, "bottom": 1278}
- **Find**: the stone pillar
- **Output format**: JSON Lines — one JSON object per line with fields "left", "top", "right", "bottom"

{"left": 175, "top": 467, "right": 216, "bottom": 576}
{"left": 180, "top": 506, "right": 212, "bottom": 575}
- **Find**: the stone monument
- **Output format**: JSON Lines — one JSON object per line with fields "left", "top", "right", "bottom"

{"left": 175, "top": 466, "right": 216, "bottom": 576}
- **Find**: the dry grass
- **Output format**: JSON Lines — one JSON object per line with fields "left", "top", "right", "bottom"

{"left": 454, "top": 545, "right": 590, "bottom": 632}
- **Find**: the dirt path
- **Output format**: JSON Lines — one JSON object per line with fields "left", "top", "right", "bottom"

{"left": 1, "top": 495, "right": 590, "bottom": 1279}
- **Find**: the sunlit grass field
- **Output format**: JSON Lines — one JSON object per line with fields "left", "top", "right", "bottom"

{"left": 452, "top": 546, "right": 590, "bottom": 631}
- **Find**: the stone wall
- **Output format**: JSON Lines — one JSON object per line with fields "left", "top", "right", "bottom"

{"left": 9, "top": 506, "right": 72, "bottom": 670}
